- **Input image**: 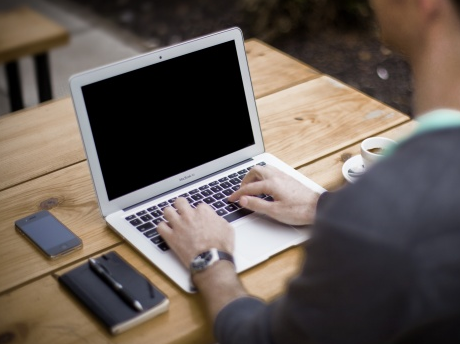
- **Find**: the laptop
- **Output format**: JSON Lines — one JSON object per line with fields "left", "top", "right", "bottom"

{"left": 70, "top": 27, "right": 325, "bottom": 293}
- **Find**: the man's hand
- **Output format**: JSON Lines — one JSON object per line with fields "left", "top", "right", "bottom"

{"left": 228, "top": 165, "right": 321, "bottom": 226}
{"left": 157, "top": 197, "right": 235, "bottom": 268}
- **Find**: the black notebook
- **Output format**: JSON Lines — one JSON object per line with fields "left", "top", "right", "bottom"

{"left": 58, "top": 251, "right": 169, "bottom": 335}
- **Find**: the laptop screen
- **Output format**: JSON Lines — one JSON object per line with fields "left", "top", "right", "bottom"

{"left": 82, "top": 40, "right": 255, "bottom": 201}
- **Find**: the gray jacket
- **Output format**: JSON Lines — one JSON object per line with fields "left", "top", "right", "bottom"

{"left": 215, "top": 128, "right": 460, "bottom": 344}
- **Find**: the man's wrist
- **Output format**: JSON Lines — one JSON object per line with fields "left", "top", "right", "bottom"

{"left": 191, "top": 258, "right": 236, "bottom": 284}
{"left": 190, "top": 248, "right": 235, "bottom": 275}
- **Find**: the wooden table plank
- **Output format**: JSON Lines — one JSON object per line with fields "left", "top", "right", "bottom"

{"left": 245, "top": 38, "right": 320, "bottom": 98}
{"left": 298, "top": 121, "right": 419, "bottom": 191}
{"left": 257, "top": 75, "right": 411, "bottom": 169}
{"left": 0, "top": 97, "right": 85, "bottom": 192}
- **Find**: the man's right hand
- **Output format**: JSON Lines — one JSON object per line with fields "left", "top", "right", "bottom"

{"left": 227, "top": 165, "right": 321, "bottom": 226}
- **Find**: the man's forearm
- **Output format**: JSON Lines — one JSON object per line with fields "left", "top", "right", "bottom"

{"left": 192, "top": 260, "right": 248, "bottom": 321}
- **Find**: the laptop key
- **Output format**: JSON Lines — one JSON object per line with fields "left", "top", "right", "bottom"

{"left": 224, "top": 203, "right": 239, "bottom": 212}
{"left": 152, "top": 218, "right": 164, "bottom": 226}
{"left": 229, "top": 178, "right": 240, "bottom": 185}
{"left": 220, "top": 182, "right": 232, "bottom": 189}
{"left": 151, "top": 235, "right": 164, "bottom": 244}
{"left": 203, "top": 197, "right": 215, "bottom": 204}
{"left": 223, "top": 208, "right": 253, "bottom": 222}
{"left": 212, "top": 201, "right": 226, "bottom": 209}
{"left": 213, "top": 192, "right": 225, "bottom": 200}
{"left": 157, "top": 242, "right": 169, "bottom": 251}
{"left": 140, "top": 214, "right": 153, "bottom": 221}
{"left": 191, "top": 193, "right": 204, "bottom": 201}
{"left": 216, "top": 209, "right": 228, "bottom": 216}
{"left": 222, "top": 189, "right": 233, "bottom": 196}
{"left": 130, "top": 218, "right": 142, "bottom": 226}
{"left": 150, "top": 210, "right": 163, "bottom": 218}
{"left": 210, "top": 185, "right": 223, "bottom": 193}
{"left": 201, "top": 189, "right": 213, "bottom": 197}
{"left": 137, "top": 222, "right": 154, "bottom": 232}
{"left": 158, "top": 201, "right": 169, "bottom": 208}
{"left": 144, "top": 229, "right": 158, "bottom": 238}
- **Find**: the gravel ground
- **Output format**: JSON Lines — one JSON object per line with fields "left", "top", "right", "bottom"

{"left": 69, "top": 0, "right": 413, "bottom": 116}
{"left": 274, "top": 30, "right": 413, "bottom": 116}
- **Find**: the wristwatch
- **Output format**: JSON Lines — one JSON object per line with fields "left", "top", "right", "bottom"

{"left": 190, "top": 248, "right": 235, "bottom": 275}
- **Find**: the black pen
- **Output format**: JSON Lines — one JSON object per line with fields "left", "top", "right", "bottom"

{"left": 89, "top": 258, "right": 144, "bottom": 312}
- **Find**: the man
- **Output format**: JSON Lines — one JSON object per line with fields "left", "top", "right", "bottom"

{"left": 157, "top": 0, "right": 460, "bottom": 342}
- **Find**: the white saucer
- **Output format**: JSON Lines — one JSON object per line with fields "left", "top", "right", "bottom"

{"left": 342, "top": 155, "right": 365, "bottom": 183}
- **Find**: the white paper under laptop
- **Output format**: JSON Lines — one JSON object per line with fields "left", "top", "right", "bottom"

{"left": 70, "top": 27, "right": 325, "bottom": 293}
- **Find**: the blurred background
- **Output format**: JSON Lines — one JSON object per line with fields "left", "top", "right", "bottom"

{"left": 0, "top": 0, "right": 412, "bottom": 116}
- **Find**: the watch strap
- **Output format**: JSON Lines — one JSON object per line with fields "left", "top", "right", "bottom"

{"left": 216, "top": 250, "right": 234, "bottom": 264}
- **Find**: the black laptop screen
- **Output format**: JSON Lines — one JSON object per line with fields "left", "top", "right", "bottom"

{"left": 82, "top": 40, "right": 255, "bottom": 201}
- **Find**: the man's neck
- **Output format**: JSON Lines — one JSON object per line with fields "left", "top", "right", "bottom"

{"left": 410, "top": 9, "right": 460, "bottom": 117}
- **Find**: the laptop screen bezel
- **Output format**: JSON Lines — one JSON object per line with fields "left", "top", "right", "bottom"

{"left": 69, "top": 27, "right": 264, "bottom": 217}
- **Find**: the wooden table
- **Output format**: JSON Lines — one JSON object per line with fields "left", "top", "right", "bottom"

{"left": 0, "top": 38, "right": 415, "bottom": 344}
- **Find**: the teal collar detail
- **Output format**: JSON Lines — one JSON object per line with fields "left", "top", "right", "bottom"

{"left": 414, "top": 109, "right": 460, "bottom": 135}
{"left": 385, "top": 109, "right": 460, "bottom": 157}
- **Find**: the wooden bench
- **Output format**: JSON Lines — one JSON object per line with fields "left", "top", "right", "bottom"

{"left": 0, "top": 6, "right": 69, "bottom": 112}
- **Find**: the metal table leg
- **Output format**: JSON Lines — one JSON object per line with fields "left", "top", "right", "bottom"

{"left": 5, "top": 61, "right": 24, "bottom": 111}
{"left": 34, "top": 52, "right": 52, "bottom": 102}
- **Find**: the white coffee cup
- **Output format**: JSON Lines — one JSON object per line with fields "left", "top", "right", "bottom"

{"left": 360, "top": 136, "right": 396, "bottom": 170}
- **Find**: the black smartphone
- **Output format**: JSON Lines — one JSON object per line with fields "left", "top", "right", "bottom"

{"left": 15, "top": 210, "right": 83, "bottom": 259}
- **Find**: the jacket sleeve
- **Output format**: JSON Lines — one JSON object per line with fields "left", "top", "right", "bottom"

{"left": 214, "top": 296, "right": 275, "bottom": 344}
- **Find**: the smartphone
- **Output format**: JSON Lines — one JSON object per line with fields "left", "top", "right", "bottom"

{"left": 15, "top": 210, "right": 83, "bottom": 259}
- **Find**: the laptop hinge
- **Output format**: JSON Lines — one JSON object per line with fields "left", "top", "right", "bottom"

{"left": 123, "top": 157, "right": 255, "bottom": 212}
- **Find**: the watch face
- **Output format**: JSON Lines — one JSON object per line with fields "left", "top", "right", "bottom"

{"left": 192, "top": 251, "right": 213, "bottom": 271}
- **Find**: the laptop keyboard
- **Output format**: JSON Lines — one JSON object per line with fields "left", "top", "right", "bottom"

{"left": 124, "top": 161, "right": 273, "bottom": 252}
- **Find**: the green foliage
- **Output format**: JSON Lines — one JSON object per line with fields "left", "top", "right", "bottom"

{"left": 238, "top": 0, "right": 374, "bottom": 41}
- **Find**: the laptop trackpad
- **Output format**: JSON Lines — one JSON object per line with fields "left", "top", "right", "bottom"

{"left": 234, "top": 215, "right": 304, "bottom": 262}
